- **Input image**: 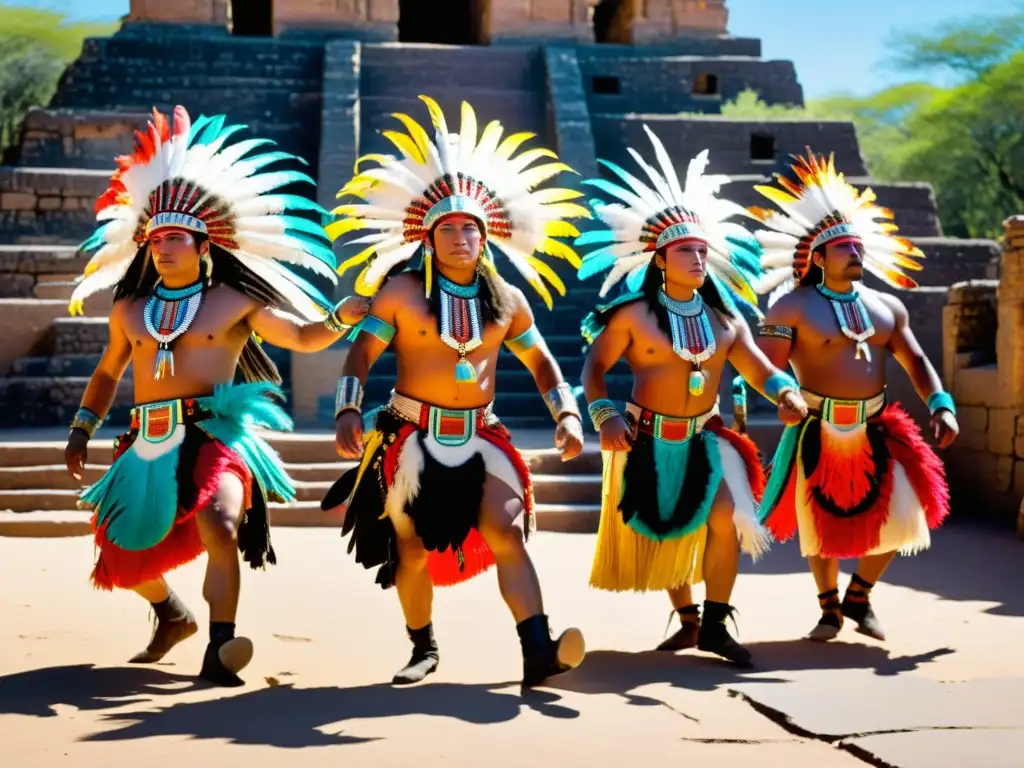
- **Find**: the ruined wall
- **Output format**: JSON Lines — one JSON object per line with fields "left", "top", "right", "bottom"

{"left": 942, "top": 216, "right": 1024, "bottom": 526}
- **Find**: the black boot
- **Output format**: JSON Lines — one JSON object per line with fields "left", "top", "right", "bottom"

{"left": 392, "top": 623, "right": 440, "bottom": 685}
{"left": 842, "top": 574, "right": 886, "bottom": 641}
{"left": 656, "top": 604, "right": 701, "bottom": 651}
{"left": 129, "top": 590, "right": 198, "bottom": 664}
{"left": 517, "top": 614, "right": 585, "bottom": 687}
{"left": 807, "top": 587, "right": 844, "bottom": 641}
{"left": 697, "top": 600, "right": 752, "bottom": 667}
{"left": 199, "top": 622, "right": 253, "bottom": 688}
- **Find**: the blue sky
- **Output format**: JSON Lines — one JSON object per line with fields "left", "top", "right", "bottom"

{"left": 16, "top": 0, "right": 1023, "bottom": 98}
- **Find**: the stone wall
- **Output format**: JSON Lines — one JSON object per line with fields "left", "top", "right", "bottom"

{"left": 544, "top": 47, "right": 599, "bottom": 178}
{"left": 14, "top": 109, "right": 146, "bottom": 170}
{"left": 942, "top": 216, "right": 1024, "bottom": 526}
{"left": 0, "top": 168, "right": 108, "bottom": 245}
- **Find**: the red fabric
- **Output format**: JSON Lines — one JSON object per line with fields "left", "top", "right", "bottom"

{"left": 705, "top": 417, "right": 766, "bottom": 502}
{"left": 90, "top": 438, "right": 253, "bottom": 591}
{"left": 767, "top": 405, "right": 950, "bottom": 558}
{"left": 379, "top": 420, "right": 535, "bottom": 588}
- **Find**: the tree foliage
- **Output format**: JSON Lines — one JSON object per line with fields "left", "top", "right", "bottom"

{"left": 0, "top": 4, "right": 115, "bottom": 152}
{"left": 700, "top": 7, "right": 1024, "bottom": 240}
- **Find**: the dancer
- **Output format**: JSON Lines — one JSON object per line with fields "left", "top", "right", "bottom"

{"left": 749, "top": 150, "right": 958, "bottom": 641}
{"left": 322, "top": 96, "right": 589, "bottom": 686}
{"left": 63, "top": 106, "right": 368, "bottom": 686}
{"left": 576, "top": 129, "right": 807, "bottom": 665}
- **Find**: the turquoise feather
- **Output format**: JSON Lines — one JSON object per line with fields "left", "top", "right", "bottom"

{"left": 574, "top": 230, "right": 617, "bottom": 247}
{"left": 759, "top": 424, "right": 800, "bottom": 521}
{"left": 83, "top": 442, "right": 181, "bottom": 552}
{"left": 578, "top": 243, "right": 625, "bottom": 280}
{"left": 625, "top": 265, "right": 649, "bottom": 292}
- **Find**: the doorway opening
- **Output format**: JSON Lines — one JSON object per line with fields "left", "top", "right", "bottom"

{"left": 398, "top": 0, "right": 488, "bottom": 45}
{"left": 592, "top": 0, "right": 631, "bottom": 44}
{"left": 230, "top": 0, "right": 273, "bottom": 36}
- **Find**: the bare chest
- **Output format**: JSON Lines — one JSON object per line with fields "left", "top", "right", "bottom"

{"left": 795, "top": 293, "right": 896, "bottom": 351}
{"left": 123, "top": 290, "right": 251, "bottom": 352}
{"left": 626, "top": 305, "right": 735, "bottom": 367}
{"left": 393, "top": 301, "right": 510, "bottom": 359}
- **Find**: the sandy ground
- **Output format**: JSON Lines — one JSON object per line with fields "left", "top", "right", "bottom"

{"left": 3, "top": 521, "right": 1024, "bottom": 768}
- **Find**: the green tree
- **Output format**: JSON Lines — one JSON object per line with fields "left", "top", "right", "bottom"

{"left": 0, "top": 4, "right": 114, "bottom": 151}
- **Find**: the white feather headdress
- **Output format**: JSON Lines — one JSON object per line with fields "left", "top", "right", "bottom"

{"left": 574, "top": 124, "right": 763, "bottom": 310}
{"left": 327, "top": 95, "right": 591, "bottom": 309}
{"left": 70, "top": 106, "right": 337, "bottom": 320}
{"left": 747, "top": 149, "right": 925, "bottom": 306}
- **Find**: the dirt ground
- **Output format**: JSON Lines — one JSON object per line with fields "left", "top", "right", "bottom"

{"left": 3, "top": 521, "right": 1024, "bottom": 768}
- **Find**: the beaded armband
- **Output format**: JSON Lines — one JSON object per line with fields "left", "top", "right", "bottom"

{"left": 504, "top": 324, "right": 541, "bottom": 356}
{"left": 764, "top": 371, "right": 799, "bottom": 405}
{"left": 70, "top": 407, "right": 102, "bottom": 439}
{"left": 349, "top": 314, "right": 396, "bottom": 346}
{"left": 758, "top": 324, "right": 795, "bottom": 341}
{"left": 927, "top": 391, "right": 956, "bottom": 416}
{"left": 324, "top": 299, "right": 353, "bottom": 334}
{"left": 587, "top": 398, "right": 620, "bottom": 431}
{"left": 334, "top": 376, "right": 364, "bottom": 420}
{"left": 543, "top": 382, "right": 581, "bottom": 423}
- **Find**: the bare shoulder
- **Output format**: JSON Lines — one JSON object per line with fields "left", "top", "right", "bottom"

{"left": 868, "top": 287, "right": 909, "bottom": 318}
{"left": 606, "top": 297, "right": 646, "bottom": 331}
{"left": 212, "top": 282, "right": 261, "bottom": 312}
{"left": 370, "top": 272, "right": 421, "bottom": 315}
{"left": 763, "top": 286, "right": 813, "bottom": 325}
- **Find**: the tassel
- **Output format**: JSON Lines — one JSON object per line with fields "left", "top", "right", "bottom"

{"left": 154, "top": 346, "right": 174, "bottom": 380}
{"left": 688, "top": 368, "right": 707, "bottom": 396}
{"left": 455, "top": 355, "right": 477, "bottom": 383}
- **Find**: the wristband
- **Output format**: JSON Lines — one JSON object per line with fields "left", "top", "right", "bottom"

{"left": 927, "top": 391, "right": 956, "bottom": 416}
{"left": 587, "top": 398, "right": 620, "bottom": 431}
{"left": 70, "top": 407, "right": 102, "bottom": 439}
{"left": 764, "top": 371, "right": 798, "bottom": 405}
{"left": 324, "top": 299, "right": 353, "bottom": 334}
{"left": 543, "top": 382, "right": 581, "bottom": 423}
{"left": 334, "top": 376, "right": 364, "bottom": 420}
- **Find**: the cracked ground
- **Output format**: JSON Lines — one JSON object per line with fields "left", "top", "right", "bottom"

{"left": 2, "top": 521, "right": 1023, "bottom": 767}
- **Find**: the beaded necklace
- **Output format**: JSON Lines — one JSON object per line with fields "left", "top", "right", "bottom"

{"left": 816, "top": 283, "right": 875, "bottom": 362}
{"left": 144, "top": 280, "right": 204, "bottom": 379}
{"left": 658, "top": 289, "right": 717, "bottom": 395}
{"left": 438, "top": 273, "right": 483, "bottom": 383}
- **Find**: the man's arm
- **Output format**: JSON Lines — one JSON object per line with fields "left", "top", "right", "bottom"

{"left": 247, "top": 295, "right": 369, "bottom": 353}
{"left": 754, "top": 294, "right": 801, "bottom": 371}
{"left": 334, "top": 282, "right": 404, "bottom": 419}
{"left": 580, "top": 311, "right": 631, "bottom": 428}
{"left": 75, "top": 301, "right": 133, "bottom": 433}
{"left": 727, "top": 318, "right": 799, "bottom": 405}
{"left": 882, "top": 294, "right": 951, "bottom": 407}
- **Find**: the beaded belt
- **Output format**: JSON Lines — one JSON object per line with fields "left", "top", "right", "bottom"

{"left": 129, "top": 397, "right": 211, "bottom": 443}
{"left": 625, "top": 401, "right": 718, "bottom": 444}
{"left": 801, "top": 388, "right": 886, "bottom": 427}
{"left": 385, "top": 391, "right": 498, "bottom": 448}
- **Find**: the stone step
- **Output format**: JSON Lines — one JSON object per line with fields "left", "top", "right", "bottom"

{"left": 51, "top": 316, "right": 108, "bottom": 354}
{"left": 75, "top": 35, "right": 324, "bottom": 68}
{"left": 0, "top": 471, "right": 602, "bottom": 511}
{"left": 0, "top": 377, "right": 133, "bottom": 429}
{"left": 0, "top": 167, "right": 109, "bottom": 245}
{"left": 15, "top": 108, "right": 149, "bottom": 170}
{"left": 360, "top": 44, "right": 543, "bottom": 93}
{"left": 0, "top": 502, "right": 602, "bottom": 538}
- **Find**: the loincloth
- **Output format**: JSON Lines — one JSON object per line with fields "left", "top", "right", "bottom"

{"left": 590, "top": 401, "right": 768, "bottom": 593}
{"left": 79, "top": 381, "right": 296, "bottom": 590}
{"left": 323, "top": 391, "right": 535, "bottom": 589}
{"left": 761, "top": 389, "right": 950, "bottom": 559}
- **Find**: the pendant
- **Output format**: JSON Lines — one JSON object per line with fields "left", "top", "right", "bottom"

{"left": 154, "top": 344, "right": 175, "bottom": 380}
{"left": 454, "top": 343, "right": 477, "bottom": 382}
{"left": 855, "top": 341, "right": 872, "bottom": 363}
{"left": 688, "top": 368, "right": 707, "bottom": 396}
{"left": 144, "top": 281, "right": 204, "bottom": 380}
{"left": 439, "top": 275, "right": 483, "bottom": 383}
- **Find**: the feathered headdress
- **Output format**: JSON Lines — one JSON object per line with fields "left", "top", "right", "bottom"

{"left": 70, "top": 105, "right": 337, "bottom": 319}
{"left": 747, "top": 149, "right": 925, "bottom": 305}
{"left": 574, "top": 125, "right": 763, "bottom": 311}
{"left": 327, "top": 95, "right": 591, "bottom": 309}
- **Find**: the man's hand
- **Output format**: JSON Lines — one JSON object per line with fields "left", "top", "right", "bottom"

{"left": 336, "top": 295, "right": 370, "bottom": 327}
{"left": 554, "top": 414, "right": 585, "bottom": 462}
{"left": 931, "top": 409, "right": 959, "bottom": 449}
{"left": 777, "top": 389, "right": 808, "bottom": 426}
{"left": 335, "top": 410, "right": 365, "bottom": 459}
{"left": 65, "top": 429, "right": 89, "bottom": 481}
{"left": 599, "top": 414, "right": 634, "bottom": 452}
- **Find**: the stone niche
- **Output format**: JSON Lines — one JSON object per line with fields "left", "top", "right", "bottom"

{"left": 594, "top": 0, "right": 729, "bottom": 44}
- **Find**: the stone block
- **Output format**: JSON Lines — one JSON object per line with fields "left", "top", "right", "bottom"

{"left": 1015, "top": 460, "right": 1024, "bottom": 496}
{"left": 988, "top": 408, "right": 1019, "bottom": 456}
{"left": 1, "top": 193, "right": 37, "bottom": 210}
{"left": 38, "top": 197, "right": 62, "bottom": 211}
{"left": 0, "top": 274, "right": 35, "bottom": 298}
{"left": 997, "top": 455, "right": 1014, "bottom": 492}
{"left": 958, "top": 426, "right": 990, "bottom": 452}
{"left": 959, "top": 405, "right": 989, "bottom": 433}
{"left": 953, "top": 366, "right": 998, "bottom": 407}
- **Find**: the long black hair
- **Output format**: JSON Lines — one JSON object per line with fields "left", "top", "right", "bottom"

{"left": 113, "top": 236, "right": 285, "bottom": 385}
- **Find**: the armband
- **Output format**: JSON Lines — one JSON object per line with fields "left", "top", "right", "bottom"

{"left": 927, "top": 391, "right": 956, "bottom": 416}
{"left": 324, "top": 300, "right": 353, "bottom": 334}
{"left": 758, "top": 324, "right": 795, "bottom": 341}
{"left": 543, "top": 382, "right": 581, "bottom": 423}
{"left": 587, "top": 398, "right": 620, "bottom": 431}
{"left": 334, "top": 376, "right": 364, "bottom": 420}
{"left": 70, "top": 407, "right": 102, "bottom": 439}
{"left": 349, "top": 314, "right": 396, "bottom": 345}
{"left": 504, "top": 324, "right": 541, "bottom": 355}
{"left": 764, "top": 371, "right": 798, "bottom": 405}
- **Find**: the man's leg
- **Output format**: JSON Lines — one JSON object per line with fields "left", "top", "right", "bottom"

{"left": 477, "top": 474, "right": 584, "bottom": 686}
{"left": 656, "top": 583, "right": 700, "bottom": 652}
{"left": 127, "top": 577, "right": 197, "bottom": 663}
{"left": 696, "top": 483, "right": 751, "bottom": 665}
{"left": 807, "top": 555, "right": 843, "bottom": 641}
{"left": 194, "top": 472, "right": 251, "bottom": 687}
{"left": 389, "top": 507, "right": 438, "bottom": 685}
{"left": 841, "top": 551, "right": 896, "bottom": 641}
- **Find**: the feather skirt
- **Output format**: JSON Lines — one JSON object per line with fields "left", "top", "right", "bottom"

{"left": 589, "top": 416, "right": 768, "bottom": 593}
{"left": 325, "top": 409, "right": 535, "bottom": 589}
{"left": 761, "top": 404, "right": 950, "bottom": 558}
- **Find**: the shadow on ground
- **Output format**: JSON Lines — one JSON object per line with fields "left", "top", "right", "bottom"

{"left": 746, "top": 518, "right": 1024, "bottom": 617}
